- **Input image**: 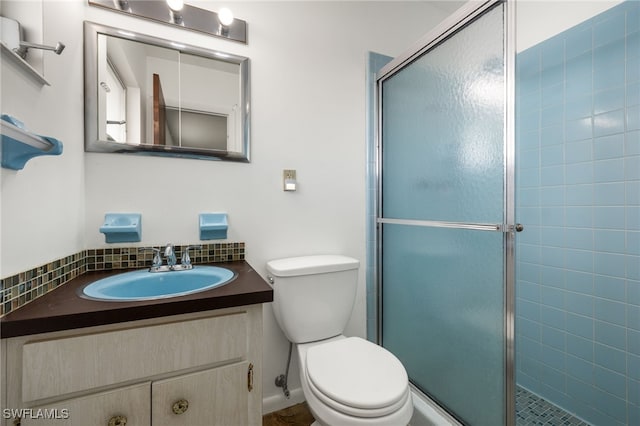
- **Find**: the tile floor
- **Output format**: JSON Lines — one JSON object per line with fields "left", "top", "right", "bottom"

{"left": 516, "top": 386, "right": 590, "bottom": 426}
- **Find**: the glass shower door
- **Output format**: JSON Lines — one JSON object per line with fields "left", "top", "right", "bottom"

{"left": 377, "top": 1, "right": 515, "bottom": 425}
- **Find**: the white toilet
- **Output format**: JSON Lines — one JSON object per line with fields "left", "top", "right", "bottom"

{"left": 266, "top": 255, "right": 413, "bottom": 426}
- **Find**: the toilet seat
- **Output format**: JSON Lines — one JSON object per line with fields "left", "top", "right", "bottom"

{"left": 305, "top": 368, "right": 410, "bottom": 418}
{"left": 305, "top": 337, "right": 409, "bottom": 418}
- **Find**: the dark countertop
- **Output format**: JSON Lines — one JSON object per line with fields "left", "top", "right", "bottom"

{"left": 1, "top": 261, "right": 273, "bottom": 338}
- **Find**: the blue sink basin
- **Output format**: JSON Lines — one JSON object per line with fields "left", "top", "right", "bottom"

{"left": 81, "top": 266, "right": 236, "bottom": 301}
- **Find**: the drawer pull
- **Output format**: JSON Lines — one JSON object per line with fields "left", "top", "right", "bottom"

{"left": 172, "top": 399, "right": 189, "bottom": 415}
{"left": 108, "top": 415, "right": 127, "bottom": 426}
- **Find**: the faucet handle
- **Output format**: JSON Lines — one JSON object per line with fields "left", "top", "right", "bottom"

{"left": 181, "top": 245, "right": 203, "bottom": 267}
{"left": 164, "top": 243, "right": 177, "bottom": 267}
{"left": 139, "top": 247, "right": 162, "bottom": 267}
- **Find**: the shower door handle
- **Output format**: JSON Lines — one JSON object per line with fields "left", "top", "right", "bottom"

{"left": 503, "top": 223, "right": 524, "bottom": 233}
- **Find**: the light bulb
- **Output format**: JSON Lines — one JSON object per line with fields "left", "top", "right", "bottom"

{"left": 218, "top": 7, "right": 234, "bottom": 26}
{"left": 166, "top": 0, "right": 184, "bottom": 11}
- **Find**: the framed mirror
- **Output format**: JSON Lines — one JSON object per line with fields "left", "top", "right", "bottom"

{"left": 84, "top": 21, "right": 250, "bottom": 162}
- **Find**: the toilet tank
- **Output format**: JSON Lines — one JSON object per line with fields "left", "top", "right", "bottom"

{"left": 266, "top": 255, "right": 360, "bottom": 344}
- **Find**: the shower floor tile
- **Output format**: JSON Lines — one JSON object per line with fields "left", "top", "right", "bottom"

{"left": 516, "top": 386, "right": 590, "bottom": 426}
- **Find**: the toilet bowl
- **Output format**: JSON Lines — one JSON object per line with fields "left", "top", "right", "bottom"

{"left": 266, "top": 255, "right": 413, "bottom": 426}
{"left": 298, "top": 336, "right": 413, "bottom": 426}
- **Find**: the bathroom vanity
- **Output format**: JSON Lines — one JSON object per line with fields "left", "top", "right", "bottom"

{"left": 0, "top": 261, "right": 272, "bottom": 426}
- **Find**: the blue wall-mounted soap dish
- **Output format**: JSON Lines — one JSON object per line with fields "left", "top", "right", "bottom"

{"left": 199, "top": 213, "right": 228, "bottom": 240}
{"left": 99, "top": 213, "right": 142, "bottom": 243}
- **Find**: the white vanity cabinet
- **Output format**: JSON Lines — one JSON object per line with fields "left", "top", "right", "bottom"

{"left": 2, "top": 305, "right": 262, "bottom": 426}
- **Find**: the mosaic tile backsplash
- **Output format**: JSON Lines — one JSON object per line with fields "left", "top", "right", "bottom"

{"left": 0, "top": 243, "right": 245, "bottom": 317}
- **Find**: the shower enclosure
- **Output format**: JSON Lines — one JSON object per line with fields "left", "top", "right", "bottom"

{"left": 372, "top": 0, "right": 639, "bottom": 425}
{"left": 514, "top": 1, "right": 639, "bottom": 425}
{"left": 375, "top": 1, "right": 516, "bottom": 425}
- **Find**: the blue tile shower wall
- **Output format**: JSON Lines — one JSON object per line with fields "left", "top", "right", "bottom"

{"left": 515, "top": 2, "right": 640, "bottom": 425}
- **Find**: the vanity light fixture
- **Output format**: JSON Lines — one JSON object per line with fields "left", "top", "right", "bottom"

{"left": 218, "top": 8, "right": 234, "bottom": 26}
{"left": 166, "top": 0, "right": 184, "bottom": 25}
{"left": 166, "top": 0, "right": 183, "bottom": 10}
{"left": 88, "top": 0, "right": 247, "bottom": 44}
{"left": 217, "top": 7, "right": 234, "bottom": 36}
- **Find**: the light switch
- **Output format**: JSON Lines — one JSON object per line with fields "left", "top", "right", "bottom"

{"left": 283, "top": 169, "right": 297, "bottom": 191}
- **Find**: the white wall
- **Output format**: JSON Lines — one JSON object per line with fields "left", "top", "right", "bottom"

{"left": 1, "top": 1, "right": 86, "bottom": 279}
{"left": 1, "top": 0, "right": 455, "bottom": 412}
{"left": 516, "top": 0, "right": 625, "bottom": 52}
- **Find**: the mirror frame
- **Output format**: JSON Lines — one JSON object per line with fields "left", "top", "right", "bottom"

{"left": 84, "top": 21, "right": 251, "bottom": 162}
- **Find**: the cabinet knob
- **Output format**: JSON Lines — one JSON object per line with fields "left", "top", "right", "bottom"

{"left": 172, "top": 399, "right": 189, "bottom": 415}
{"left": 108, "top": 415, "right": 127, "bottom": 426}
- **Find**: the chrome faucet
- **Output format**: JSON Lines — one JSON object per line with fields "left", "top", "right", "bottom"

{"left": 164, "top": 243, "right": 177, "bottom": 267}
{"left": 138, "top": 247, "right": 162, "bottom": 269}
{"left": 181, "top": 245, "right": 202, "bottom": 269}
{"left": 139, "top": 244, "right": 193, "bottom": 272}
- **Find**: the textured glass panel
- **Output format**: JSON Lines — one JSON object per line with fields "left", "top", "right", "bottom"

{"left": 381, "top": 5, "right": 504, "bottom": 223}
{"left": 379, "top": 3, "right": 507, "bottom": 424}
{"left": 382, "top": 223, "right": 505, "bottom": 426}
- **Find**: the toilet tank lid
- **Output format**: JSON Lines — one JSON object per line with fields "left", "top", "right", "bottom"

{"left": 266, "top": 255, "right": 359, "bottom": 277}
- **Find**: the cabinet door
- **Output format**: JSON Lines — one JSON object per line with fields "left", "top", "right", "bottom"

{"left": 21, "top": 312, "right": 248, "bottom": 402}
{"left": 20, "top": 383, "right": 150, "bottom": 426}
{"left": 152, "top": 362, "right": 249, "bottom": 426}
